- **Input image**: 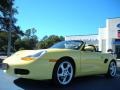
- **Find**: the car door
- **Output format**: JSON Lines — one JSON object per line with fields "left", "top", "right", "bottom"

{"left": 80, "top": 46, "right": 104, "bottom": 76}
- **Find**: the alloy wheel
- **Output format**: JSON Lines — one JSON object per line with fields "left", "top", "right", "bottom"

{"left": 57, "top": 61, "right": 73, "bottom": 85}
{"left": 109, "top": 62, "right": 117, "bottom": 77}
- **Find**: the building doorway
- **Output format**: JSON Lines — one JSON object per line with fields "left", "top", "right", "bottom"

{"left": 115, "top": 45, "right": 120, "bottom": 59}
{"left": 114, "top": 39, "right": 120, "bottom": 59}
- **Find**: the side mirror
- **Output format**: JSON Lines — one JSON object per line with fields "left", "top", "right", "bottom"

{"left": 84, "top": 46, "right": 95, "bottom": 52}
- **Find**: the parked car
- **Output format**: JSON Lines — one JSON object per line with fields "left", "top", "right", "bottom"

{"left": 0, "top": 40, "right": 117, "bottom": 86}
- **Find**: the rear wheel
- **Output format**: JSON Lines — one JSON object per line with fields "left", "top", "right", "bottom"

{"left": 52, "top": 59, "right": 75, "bottom": 86}
{"left": 106, "top": 61, "right": 117, "bottom": 78}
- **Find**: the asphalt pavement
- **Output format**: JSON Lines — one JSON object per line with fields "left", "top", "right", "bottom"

{"left": 0, "top": 62, "right": 120, "bottom": 90}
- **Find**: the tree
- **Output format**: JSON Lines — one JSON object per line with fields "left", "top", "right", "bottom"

{"left": 0, "top": 0, "right": 16, "bottom": 31}
{"left": 0, "top": 31, "right": 20, "bottom": 52}
{"left": 42, "top": 35, "right": 48, "bottom": 41}
{"left": 36, "top": 35, "right": 64, "bottom": 49}
{"left": 0, "top": 0, "right": 24, "bottom": 55}
{"left": 0, "top": 31, "right": 8, "bottom": 51}
{"left": 14, "top": 28, "right": 38, "bottom": 50}
{"left": 25, "top": 28, "right": 37, "bottom": 39}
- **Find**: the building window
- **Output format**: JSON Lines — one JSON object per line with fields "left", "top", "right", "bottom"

{"left": 117, "top": 30, "right": 120, "bottom": 38}
{"left": 117, "top": 24, "right": 120, "bottom": 28}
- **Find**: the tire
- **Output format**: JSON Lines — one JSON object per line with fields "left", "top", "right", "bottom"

{"left": 52, "top": 59, "right": 75, "bottom": 87}
{"left": 106, "top": 61, "right": 117, "bottom": 78}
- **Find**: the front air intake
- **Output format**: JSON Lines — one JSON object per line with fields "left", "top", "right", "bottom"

{"left": 14, "top": 68, "right": 29, "bottom": 75}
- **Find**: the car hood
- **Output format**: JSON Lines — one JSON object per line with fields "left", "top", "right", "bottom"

{"left": 6, "top": 48, "right": 71, "bottom": 59}
{"left": 3, "top": 49, "right": 73, "bottom": 65}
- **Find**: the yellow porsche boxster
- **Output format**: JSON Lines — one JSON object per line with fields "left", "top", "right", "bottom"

{"left": 0, "top": 40, "right": 117, "bottom": 86}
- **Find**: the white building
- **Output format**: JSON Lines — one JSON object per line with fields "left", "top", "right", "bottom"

{"left": 65, "top": 18, "right": 120, "bottom": 58}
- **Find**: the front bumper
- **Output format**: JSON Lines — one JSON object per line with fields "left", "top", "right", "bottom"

{"left": 0, "top": 63, "right": 9, "bottom": 70}
{"left": 2, "top": 59, "right": 56, "bottom": 80}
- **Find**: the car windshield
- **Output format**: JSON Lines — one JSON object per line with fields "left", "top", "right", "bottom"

{"left": 50, "top": 40, "right": 83, "bottom": 50}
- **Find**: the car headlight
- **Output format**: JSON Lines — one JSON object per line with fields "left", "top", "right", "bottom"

{"left": 21, "top": 50, "right": 47, "bottom": 61}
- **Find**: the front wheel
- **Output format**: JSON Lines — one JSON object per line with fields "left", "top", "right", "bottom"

{"left": 106, "top": 61, "right": 117, "bottom": 78}
{"left": 52, "top": 59, "right": 75, "bottom": 86}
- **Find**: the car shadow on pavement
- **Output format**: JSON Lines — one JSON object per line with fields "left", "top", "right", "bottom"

{"left": 14, "top": 75, "right": 120, "bottom": 90}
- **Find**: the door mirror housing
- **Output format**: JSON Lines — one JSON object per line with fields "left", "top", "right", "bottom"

{"left": 84, "top": 46, "right": 95, "bottom": 52}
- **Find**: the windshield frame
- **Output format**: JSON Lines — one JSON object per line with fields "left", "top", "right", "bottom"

{"left": 50, "top": 40, "right": 84, "bottom": 50}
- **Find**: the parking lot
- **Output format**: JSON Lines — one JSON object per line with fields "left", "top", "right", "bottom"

{"left": 0, "top": 59, "right": 120, "bottom": 90}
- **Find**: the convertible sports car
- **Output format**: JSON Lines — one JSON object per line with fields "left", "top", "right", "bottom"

{"left": 0, "top": 40, "right": 117, "bottom": 86}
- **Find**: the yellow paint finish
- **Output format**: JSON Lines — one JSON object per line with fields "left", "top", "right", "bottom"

{"left": 3, "top": 48, "right": 116, "bottom": 80}
{"left": 49, "top": 59, "right": 58, "bottom": 62}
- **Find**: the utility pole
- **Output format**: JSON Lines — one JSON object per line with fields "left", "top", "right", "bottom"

{"left": 7, "top": 0, "right": 12, "bottom": 56}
